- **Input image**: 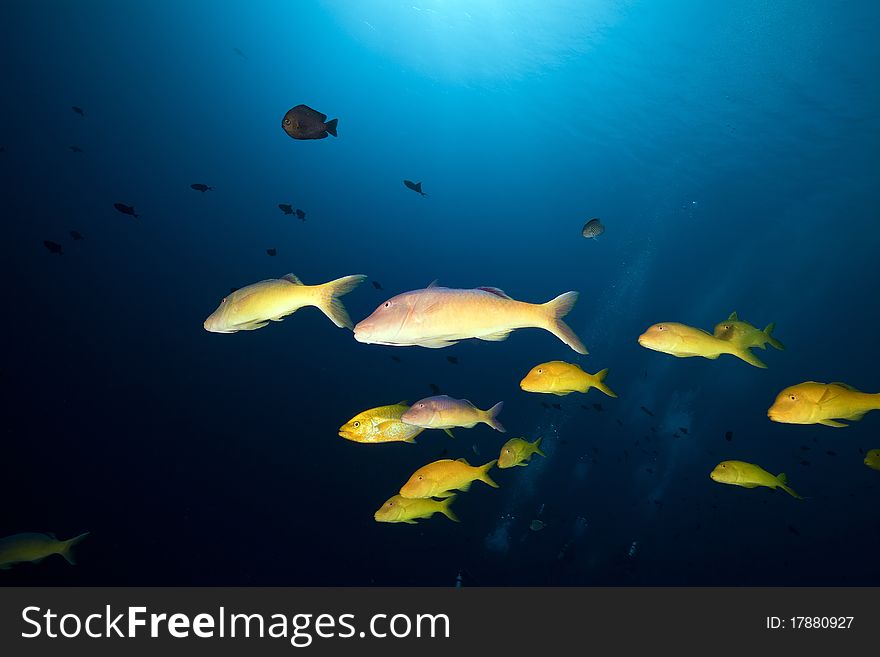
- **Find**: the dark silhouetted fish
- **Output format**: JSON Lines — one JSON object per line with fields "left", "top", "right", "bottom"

{"left": 72, "top": 106, "right": 85, "bottom": 117}
{"left": 0, "top": 146, "right": 5, "bottom": 153}
{"left": 372, "top": 281, "right": 383, "bottom": 290}
{"left": 800, "top": 445, "right": 810, "bottom": 451}
{"left": 800, "top": 460, "right": 810, "bottom": 466}
{"left": 429, "top": 383, "right": 440, "bottom": 395}
{"left": 390, "top": 355, "right": 401, "bottom": 363}
{"left": 403, "top": 180, "right": 427, "bottom": 196}
{"left": 69, "top": 145, "right": 84, "bottom": 153}
{"left": 646, "top": 467, "right": 654, "bottom": 474}
{"left": 233, "top": 47, "right": 247, "bottom": 59}
{"left": 640, "top": 406, "right": 654, "bottom": 417}
{"left": 43, "top": 240, "right": 63, "bottom": 255}
{"left": 113, "top": 203, "right": 139, "bottom": 218}
{"left": 582, "top": 217, "right": 604, "bottom": 239}
{"left": 447, "top": 356, "right": 458, "bottom": 365}
{"left": 787, "top": 525, "right": 800, "bottom": 536}
{"left": 826, "top": 450, "right": 837, "bottom": 457}
{"left": 616, "top": 419, "right": 623, "bottom": 426}
{"left": 69, "top": 230, "right": 84, "bottom": 240}
{"left": 679, "top": 427, "right": 689, "bottom": 435}
{"left": 190, "top": 183, "right": 213, "bottom": 192}
{"left": 278, "top": 203, "right": 294, "bottom": 215}
{"left": 725, "top": 431, "right": 733, "bottom": 441}
{"left": 295, "top": 209, "right": 306, "bottom": 221}
{"left": 552, "top": 403, "right": 562, "bottom": 410}
{"left": 540, "top": 402, "right": 550, "bottom": 409}
{"left": 282, "top": 104, "right": 338, "bottom": 140}
{"left": 266, "top": 248, "right": 277, "bottom": 256}
{"left": 673, "top": 433, "right": 680, "bottom": 438}
{"left": 623, "top": 449, "right": 629, "bottom": 461}
{"left": 592, "top": 403, "right": 603, "bottom": 411}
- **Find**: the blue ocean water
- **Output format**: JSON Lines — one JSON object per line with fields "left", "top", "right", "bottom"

{"left": 2, "top": 0, "right": 879, "bottom": 585}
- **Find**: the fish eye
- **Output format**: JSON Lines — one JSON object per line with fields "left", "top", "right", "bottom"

{"left": 221, "top": 297, "right": 226, "bottom": 303}
{"left": 505, "top": 448, "right": 511, "bottom": 454}
{"left": 384, "top": 301, "right": 391, "bottom": 308}
{"left": 721, "top": 464, "right": 726, "bottom": 468}
{"left": 658, "top": 325, "right": 665, "bottom": 330}
{"left": 387, "top": 501, "right": 393, "bottom": 506}
{"left": 353, "top": 421, "right": 360, "bottom": 427}
{"left": 418, "top": 403, "right": 425, "bottom": 408}
{"left": 284, "top": 118, "right": 290, "bottom": 125}
{"left": 537, "top": 368, "right": 543, "bottom": 374}
{"left": 417, "top": 475, "right": 423, "bottom": 480}
{"left": 790, "top": 395, "right": 797, "bottom": 401}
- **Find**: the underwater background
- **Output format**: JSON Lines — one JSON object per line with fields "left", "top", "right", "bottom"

{"left": 3, "top": 0, "right": 879, "bottom": 585}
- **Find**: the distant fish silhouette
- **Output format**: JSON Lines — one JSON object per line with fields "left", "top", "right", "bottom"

{"left": 787, "top": 525, "right": 800, "bottom": 536}
{"left": 592, "top": 403, "right": 603, "bottom": 411}
{"left": 266, "top": 248, "right": 277, "bottom": 256}
{"left": 725, "top": 431, "right": 733, "bottom": 442}
{"left": 403, "top": 180, "right": 427, "bottom": 196}
{"left": 389, "top": 355, "right": 401, "bottom": 363}
{"left": 72, "top": 106, "right": 85, "bottom": 117}
{"left": 581, "top": 217, "right": 604, "bottom": 239}
{"left": 69, "top": 230, "right": 84, "bottom": 240}
{"left": 0, "top": 146, "right": 5, "bottom": 153}
{"left": 616, "top": 419, "right": 623, "bottom": 426}
{"left": 69, "top": 145, "right": 84, "bottom": 153}
{"left": 826, "top": 450, "right": 837, "bottom": 457}
{"left": 679, "top": 427, "right": 689, "bottom": 435}
{"left": 278, "top": 203, "right": 294, "bottom": 215}
{"left": 799, "top": 445, "right": 810, "bottom": 451}
{"left": 429, "top": 383, "right": 440, "bottom": 395}
{"left": 799, "top": 460, "right": 810, "bottom": 466}
{"left": 43, "top": 240, "right": 63, "bottom": 255}
{"left": 551, "top": 403, "right": 562, "bottom": 410}
{"left": 295, "top": 209, "right": 306, "bottom": 221}
{"left": 372, "top": 281, "right": 383, "bottom": 290}
{"left": 446, "top": 356, "right": 458, "bottom": 365}
{"left": 540, "top": 402, "right": 550, "bottom": 409}
{"left": 282, "top": 104, "right": 337, "bottom": 140}
{"left": 673, "top": 433, "right": 680, "bottom": 438}
{"left": 113, "top": 203, "right": 139, "bottom": 218}
{"left": 580, "top": 404, "right": 590, "bottom": 411}
{"left": 646, "top": 467, "right": 654, "bottom": 474}
{"left": 190, "top": 183, "right": 213, "bottom": 192}
{"left": 233, "top": 47, "right": 247, "bottom": 59}
{"left": 640, "top": 406, "right": 654, "bottom": 417}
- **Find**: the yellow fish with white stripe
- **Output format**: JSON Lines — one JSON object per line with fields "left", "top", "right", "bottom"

{"left": 353, "top": 282, "right": 588, "bottom": 354}
{"left": 374, "top": 494, "right": 459, "bottom": 524}
{"left": 768, "top": 381, "right": 880, "bottom": 427}
{"left": 204, "top": 273, "right": 366, "bottom": 333}
{"left": 637, "top": 322, "right": 767, "bottom": 368}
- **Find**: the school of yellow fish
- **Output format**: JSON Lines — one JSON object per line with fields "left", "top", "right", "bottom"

{"left": 4, "top": 286, "right": 878, "bottom": 570}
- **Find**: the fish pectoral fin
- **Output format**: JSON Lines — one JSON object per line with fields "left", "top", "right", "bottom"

{"left": 516, "top": 462, "right": 529, "bottom": 467}
{"left": 844, "top": 411, "right": 867, "bottom": 421}
{"left": 457, "top": 481, "right": 472, "bottom": 492}
{"left": 237, "top": 321, "right": 270, "bottom": 331}
{"left": 818, "top": 419, "right": 848, "bottom": 427}
{"left": 403, "top": 519, "right": 418, "bottom": 524}
{"left": 443, "top": 428, "right": 455, "bottom": 438}
{"left": 419, "top": 339, "right": 458, "bottom": 348}
{"left": 739, "top": 483, "right": 759, "bottom": 488}
{"left": 434, "top": 491, "right": 456, "bottom": 498}
{"left": 705, "top": 353, "right": 721, "bottom": 359}
{"left": 477, "top": 329, "right": 513, "bottom": 342}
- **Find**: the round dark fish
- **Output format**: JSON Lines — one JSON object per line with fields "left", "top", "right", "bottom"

{"left": 278, "top": 204, "right": 294, "bottom": 215}
{"left": 282, "top": 105, "right": 338, "bottom": 140}
{"left": 190, "top": 183, "right": 213, "bottom": 192}
{"left": 43, "top": 240, "right": 63, "bottom": 255}
{"left": 113, "top": 203, "right": 139, "bottom": 218}
{"left": 582, "top": 218, "right": 604, "bottom": 239}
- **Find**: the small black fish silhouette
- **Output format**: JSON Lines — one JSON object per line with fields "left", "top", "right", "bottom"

{"left": 282, "top": 104, "right": 338, "bottom": 140}
{"left": 640, "top": 406, "right": 654, "bottom": 417}
{"left": 787, "top": 525, "right": 800, "bottom": 536}
{"left": 673, "top": 433, "right": 680, "bottom": 438}
{"left": 190, "top": 183, "right": 213, "bottom": 192}
{"left": 646, "top": 467, "right": 654, "bottom": 474}
{"left": 580, "top": 404, "right": 590, "bottom": 411}
{"left": 551, "top": 403, "right": 562, "bottom": 410}
{"left": 616, "top": 419, "right": 623, "bottom": 426}
{"left": 266, "top": 248, "right": 277, "bottom": 256}
{"left": 725, "top": 431, "right": 733, "bottom": 441}
{"left": 800, "top": 445, "right": 810, "bottom": 451}
{"left": 43, "top": 240, "right": 63, "bottom": 255}
{"left": 592, "top": 403, "right": 603, "bottom": 411}
{"left": 826, "top": 450, "right": 837, "bottom": 457}
{"left": 800, "top": 460, "right": 810, "bottom": 466}
{"left": 429, "top": 383, "right": 440, "bottom": 394}
{"left": 69, "top": 145, "right": 84, "bottom": 153}
{"left": 541, "top": 402, "right": 550, "bottom": 409}
{"left": 403, "top": 180, "right": 427, "bottom": 196}
{"left": 113, "top": 202, "right": 139, "bottom": 218}
{"left": 295, "top": 209, "right": 306, "bottom": 221}
{"left": 372, "top": 281, "right": 383, "bottom": 290}
{"left": 278, "top": 203, "right": 294, "bottom": 215}
{"left": 72, "top": 106, "right": 85, "bottom": 116}
{"left": 679, "top": 427, "right": 689, "bottom": 435}
{"left": 447, "top": 356, "right": 458, "bottom": 365}
{"left": 233, "top": 47, "right": 247, "bottom": 59}
{"left": 0, "top": 146, "right": 5, "bottom": 153}
{"left": 390, "top": 355, "right": 401, "bottom": 363}
{"left": 69, "top": 230, "right": 84, "bottom": 240}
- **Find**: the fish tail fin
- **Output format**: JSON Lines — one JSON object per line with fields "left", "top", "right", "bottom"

{"left": 484, "top": 402, "right": 505, "bottom": 432}
{"left": 325, "top": 118, "right": 338, "bottom": 137}
{"left": 776, "top": 474, "right": 804, "bottom": 500}
{"left": 440, "top": 495, "right": 460, "bottom": 522}
{"left": 479, "top": 460, "right": 500, "bottom": 488}
{"left": 542, "top": 291, "right": 588, "bottom": 354}
{"left": 592, "top": 368, "right": 618, "bottom": 398}
{"left": 734, "top": 347, "right": 767, "bottom": 369}
{"left": 59, "top": 532, "right": 90, "bottom": 565}
{"left": 316, "top": 275, "right": 367, "bottom": 329}
{"left": 764, "top": 323, "right": 785, "bottom": 350}
{"left": 532, "top": 436, "right": 546, "bottom": 458}
{"left": 443, "top": 428, "right": 455, "bottom": 439}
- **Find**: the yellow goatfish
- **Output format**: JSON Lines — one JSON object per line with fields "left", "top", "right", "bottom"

{"left": 497, "top": 437, "right": 546, "bottom": 468}
{"left": 520, "top": 361, "right": 617, "bottom": 397}
{"left": 399, "top": 458, "right": 499, "bottom": 499}
{"left": 353, "top": 282, "right": 588, "bottom": 354}
{"left": 374, "top": 494, "right": 459, "bottom": 524}
{"left": 204, "top": 273, "right": 366, "bottom": 333}
{"left": 637, "top": 322, "right": 767, "bottom": 368}
{"left": 864, "top": 449, "right": 880, "bottom": 471}
{"left": 713, "top": 312, "right": 784, "bottom": 351}
{"left": 401, "top": 395, "right": 505, "bottom": 432}
{"left": 0, "top": 532, "right": 89, "bottom": 570}
{"left": 710, "top": 461, "right": 803, "bottom": 499}
{"left": 339, "top": 401, "right": 454, "bottom": 443}
{"left": 768, "top": 381, "right": 880, "bottom": 427}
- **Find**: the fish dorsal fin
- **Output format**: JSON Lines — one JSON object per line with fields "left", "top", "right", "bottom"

{"left": 830, "top": 382, "right": 859, "bottom": 392}
{"left": 396, "top": 400, "right": 409, "bottom": 406}
{"left": 426, "top": 279, "right": 439, "bottom": 289}
{"left": 728, "top": 311, "right": 738, "bottom": 321}
{"left": 477, "top": 286, "right": 512, "bottom": 299}
{"left": 456, "top": 457, "right": 471, "bottom": 464}
{"left": 282, "top": 274, "right": 304, "bottom": 285}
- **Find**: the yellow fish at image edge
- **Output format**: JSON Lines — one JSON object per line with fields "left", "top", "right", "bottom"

{"left": 498, "top": 436, "right": 546, "bottom": 468}
{"left": 520, "top": 361, "right": 617, "bottom": 397}
{"left": 204, "top": 273, "right": 366, "bottom": 333}
{"left": 374, "top": 495, "right": 459, "bottom": 524}
{"left": 713, "top": 312, "right": 784, "bottom": 351}
{"left": 768, "top": 381, "right": 880, "bottom": 427}
{"left": 0, "top": 532, "right": 89, "bottom": 570}
{"left": 399, "top": 458, "right": 499, "bottom": 499}
{"left": 864, "top": 449, "right": 880, "bottom": 471}
{"left": 637, "top": 322, "right": 768, "bottom": 368}
{"left": 339, "top": 401, "right": 454, "bottom": 444}
{"left": 710, "top": 461, "right": 803, "bottom": 499}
